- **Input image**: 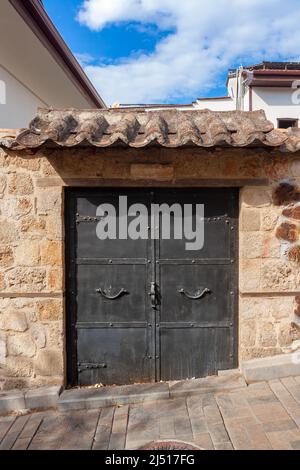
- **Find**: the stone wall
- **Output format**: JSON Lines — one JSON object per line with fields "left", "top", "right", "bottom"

{"left": 0, "top": 145, "right": 300, "bottom": 390}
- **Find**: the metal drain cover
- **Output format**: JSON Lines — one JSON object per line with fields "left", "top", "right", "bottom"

{"left": 140, "top": 440, "right": 202, "bottom": 451}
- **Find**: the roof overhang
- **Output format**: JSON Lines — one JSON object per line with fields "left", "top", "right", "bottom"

{"left": 8, "top": 0, "right": 106, "bottom": 108}
{"left": 1, "top": 108, "right": 300, "bottom": 153}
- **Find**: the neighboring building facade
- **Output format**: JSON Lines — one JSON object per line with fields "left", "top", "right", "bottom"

{"left": 0, "top": 0, "right": 105, "bottom": 129}
{"left": 121, "top": 63, "right": 300, "bottom": 129}
{"left": 0, "top": 108, "right": 300, "bottom": 390}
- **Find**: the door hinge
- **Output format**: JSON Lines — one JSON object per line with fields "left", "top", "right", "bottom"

{"left": 78, "top": 362, "right": 107, "bottom": 373}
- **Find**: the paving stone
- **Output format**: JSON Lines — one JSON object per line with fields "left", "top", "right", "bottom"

{"left": 169, "top": 375, "right": 246, "bottom": 398}
{"left": 108, "top": 405, "right": 129, "bottom": 450}
{"left": 214, "top": 441, "right": 233, "bottom": 450}
{"left": 0, "top": 390, "right": 26, "bottom": 414}
{"left": 207, "top": 422, "right": 231, "bottom": 445}
{"left": 126, "top": 401, "right": 162, "bottom": 448}
{"left": 0, "top": 415, "right": 29, "bottom": 450}
{"left": 269, "top": 379, "right": 300, "bottom": 427}
{"left": 0, "top": 416, "right": 15, "bottom": 442}
{"left": 262, "top": 419, "right": 297, "bottom": 433}
{"left": 193, "top": 433, "right": 214, "bottom": 450}
{"left": 280, "top": 377, "right": 300, "bottom": 405}
{"left": 12, "top": 413, "right": 44, "bottom": 450}
{"left": 216, "top": 393, "right": 256, "bottom": 421}
{"left": 58, "top": 410, "right": 100, "bottom": 450}
{"left": 25, "top": 386, "right": 62, "bottom": 411}
{"left": 59, "top": 383, "right": 170, "bottom": 411}
{"left": 267, "top": 429, "right": 300, "bottom": 450}
{"left": 93, "top": 407, "right": 115, "bottom": 450}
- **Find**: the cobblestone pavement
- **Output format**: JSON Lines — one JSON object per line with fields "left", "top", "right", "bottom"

{"left": 1, "top": 377, "right": 300, "bottom": 450}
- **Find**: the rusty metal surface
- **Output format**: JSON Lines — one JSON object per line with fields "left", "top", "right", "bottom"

{"left": 1, "top": 107, "right": 298, "bottom": 151}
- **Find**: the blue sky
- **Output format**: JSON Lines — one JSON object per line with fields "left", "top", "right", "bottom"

{"left": 43, "top": 0, "right": 300, "bottom": 105}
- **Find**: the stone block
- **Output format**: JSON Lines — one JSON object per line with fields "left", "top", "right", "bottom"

{"left": 0, "top": 273, "right": 5, "bottom": 291}
{"left": 7, "top": 334, "right": 36, "bottom": 358}
{"left": 25, "top": 385, "right": 62, "bottom": 410}
{"left": 0, "top": 338, "right": 7, "bottom": 364}
{"left": 131, "top": 164, "right": 174, "bottom": 180}
{"left": 40, "top": 241, "right": 62, "bottom": 266}
{"left": 259, "top": 322, "right": 277, "bottom": 348}
{"left": 15, "top": 243, "right": 40, "bottom": 267}
{"left": 8, "top": 174, "right": 33, "bottom": 195}
{"left": 31, "top": 324, "right": 46, "bottom": 349}
{"left": 0, "top": 175, "right": 6, "bottom": 195}
{"left": 47, "top": 268, "right": 63, "bottom": 291}
{"left": 36, "top": 189, "right": 61, "bottom": 215}
{"left": 261, "top": 260, "right": 296, "bottom": 291}
{"left": 240, "top": 259, "right": 261, "bottom": 292}
{"left": 34, "top": 349, "right": 63, "bottom": 377}
{"left": 241, "top": 233, "right": 263, "bottom": 259}
{"left": 241, "top": 188, "right": 271, "bottom": 208}
{"left": 240, "top": 209, "right": 261, "bottom": 231}
{"left": 0, "top": 247, "right": 14, "bottom": 268}
{"left": 241, "top": 319, "right": 256, "bottom": 348}
{"left": 241, "top": 353, "right": 300, "bottom": 383}
{"left": 36, "top": 299, "right": 62, "bottom": 321}
{"left": 0, "top": 220, "right": 17, "bottom": 243}
{"left": 6, "top": 268, "right": 46, "bottom": 292}
{"left": 0, "top": 312, "right": 28, "bottom": 332}
{"left": 0, "top": 390, "right": 25, "bottom": 414}
{"left": 21, "top": 216, "right": 46, "bottom": 234}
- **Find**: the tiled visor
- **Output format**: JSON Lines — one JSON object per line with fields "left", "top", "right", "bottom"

{"left": 1, "top": 108, "right": 300, "bottom": 152}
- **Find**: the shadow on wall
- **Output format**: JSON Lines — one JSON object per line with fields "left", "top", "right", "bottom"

{"left": 274, "top": 182, "right": 300, "bottom": 329}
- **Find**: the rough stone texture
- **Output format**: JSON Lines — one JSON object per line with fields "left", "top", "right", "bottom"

{"left": 0, "top": 143, "right": 300, "bottom": 389}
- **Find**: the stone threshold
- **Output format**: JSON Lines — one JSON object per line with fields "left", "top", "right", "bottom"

{"left": 58, "top": 373, "right": 246, "bottom": 412}
{"left": 0, "top": 373, "right": 245, "bottom": 416}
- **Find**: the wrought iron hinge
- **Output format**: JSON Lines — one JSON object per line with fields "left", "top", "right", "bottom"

{"left": 76, "top": 214, "right": 103, "bottom": 224}
{"left": 77, "top": 362, "right": 107, "bottom": 373}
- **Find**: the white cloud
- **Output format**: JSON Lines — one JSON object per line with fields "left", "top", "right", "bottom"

{"left": 77, "top": 0, "right": 300, "bottom": 104}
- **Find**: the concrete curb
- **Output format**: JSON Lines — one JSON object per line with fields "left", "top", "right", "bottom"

{"left": 241, "top": 352, "right": 300, "bottom": 383}
{"left": 0, "top": 386, "right": 62, "bottom": 416}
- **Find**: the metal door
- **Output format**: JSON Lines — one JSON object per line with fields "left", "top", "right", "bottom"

{"left": 66, "top": 188, "right": 238, "bottom": 386}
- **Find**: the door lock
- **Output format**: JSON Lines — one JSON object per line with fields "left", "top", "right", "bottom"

{"left": 149, "top": 282, "right": 157, "bottom": 309}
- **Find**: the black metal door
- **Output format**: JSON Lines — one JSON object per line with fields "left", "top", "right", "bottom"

{"left": 66, "top": 188, "right": 238, "bottom": 386}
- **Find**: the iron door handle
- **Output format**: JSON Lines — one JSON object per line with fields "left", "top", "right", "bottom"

{"left": 149, "top": 282, "right": 157, "bottom": 309}
{"left": 178, "top": 287, "right": 211, "bottom": 300}
{"left": 96, "top": 288, "right": 128, "bottom": 300}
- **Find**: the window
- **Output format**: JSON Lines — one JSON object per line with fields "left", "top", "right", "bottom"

{"left": 277, "top": 118, "right": 298, "bottom": 129}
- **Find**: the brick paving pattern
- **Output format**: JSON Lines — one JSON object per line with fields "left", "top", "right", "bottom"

{"left": 1, "top": 377, "right": 300, "bottom": 450}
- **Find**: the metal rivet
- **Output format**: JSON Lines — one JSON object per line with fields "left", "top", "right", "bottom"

{"left": 110, "top": 323, "right": 113, "bottom": 327}
{"left": 109, "top": 260, "right": 112, "bottom": 264}
{"left": 192, "top": 260, "right": 195, "bottom": 264}
{"left": 148, "top": 323, "right": 152, "bottom": 327}
{"left": 231, "top": 260, "right": 234, "bottom": 264}
{"left": 148, "top": 260, "right": 151, "bottom": 264}
{"left": 230, "top": 291, "right": 234, "bottom": 295}
{"left": 156, "top": 261, "right": 159, "bottom": 264}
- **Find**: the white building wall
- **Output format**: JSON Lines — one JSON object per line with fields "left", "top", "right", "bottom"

{"left": 0, "top": 66, "right": 46, "bottom": 129}
{"left": 194, "top": 98, "right": 236, "bottom": 111}
{"left": 251, "top": 87, "right": 300, "bottom": 128}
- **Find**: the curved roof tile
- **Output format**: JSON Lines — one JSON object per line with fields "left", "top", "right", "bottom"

{"left": 1, "top": 108, "right": 299, "bottom": 152}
